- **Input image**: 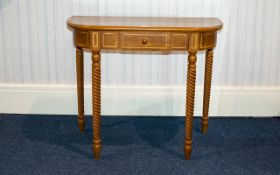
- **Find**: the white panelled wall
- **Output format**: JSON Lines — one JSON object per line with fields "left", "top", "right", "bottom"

{"left": 0, "top": 0, "right": 280, "bottom": 116}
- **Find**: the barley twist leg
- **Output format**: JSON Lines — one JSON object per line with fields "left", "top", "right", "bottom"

{"left": 76, "top": 48, "right": 85, "bottom": 132}
{"left": 92, "top": 51, "right": 101, "bottom": 159}
{"left": 184, "top": 51, "right": 197, "bottom": 160}
{"left": 202, "top": 49, "right": 213, "bottom": 134}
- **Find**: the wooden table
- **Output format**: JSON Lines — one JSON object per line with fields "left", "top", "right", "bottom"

{"left": 67, "top": 16, "right": 223, "bottom": 160}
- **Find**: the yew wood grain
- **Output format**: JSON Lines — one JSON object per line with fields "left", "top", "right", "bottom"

{"left": 68, "top": 16, "right": 223, "bottom": 160}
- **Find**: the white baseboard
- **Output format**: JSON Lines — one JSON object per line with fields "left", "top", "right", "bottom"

{"left": 0, "top": 84, "right": 279, "bottom": 117}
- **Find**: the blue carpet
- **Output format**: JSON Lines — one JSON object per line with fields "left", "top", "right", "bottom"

{"left": 0, "top": 114, "right": 280, "bottom": 175}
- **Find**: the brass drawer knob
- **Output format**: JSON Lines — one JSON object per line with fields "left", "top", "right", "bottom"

{"left": 142, "top": 39, "right": 148, "bottom": 45}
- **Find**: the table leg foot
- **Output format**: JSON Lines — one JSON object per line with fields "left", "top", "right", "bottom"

{"left": 92, "top": 139, "right": 101, "bottom": 160}
{"left": 201, "top": 118, "right": 208, "bottom": 134}
{"left": 77, "top": 118, "right": 85, "bottom": 133}
{"left": 184, "top": 140, "right": 192, "bottom": 160}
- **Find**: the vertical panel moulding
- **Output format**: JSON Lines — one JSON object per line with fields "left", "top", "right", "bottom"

{"left": 214, "top": 0, "right": 231, "bottom": 86}
{"left": 53, "top": 0, "right": 66, "bottom": 84}
{"left": 0, "top": 6, "right": 5, "bottom": 82}
{"left": 39, "top": 0, "right": 50, "bottom": 84}
{"left": 262, "top": 1, "right": 274, "bottom": 86}
{"left": 2, "top": 0, "right": 21, "bottom": 83}
{"left": 268, "top": 0, "right": 277, "bottom": 86}
{"left": 239, "top": 0, "right": 249, "bottom": 86}
{"left": 189, "top": 33, "right": 200, "bottom": 52}
{"left": 45, "top": 0, "right": 57, "bottom": 84}
{"left": 274, "top": 1, "right": 280, "bottom": 85}
{"left": 71, "top": 0, "right": 79, "bottom": 15}
{"left": 18, "top": 0, "right": 32, "bottom": 83}
{"left": 228, "top": 1, "right": 238, "bottom": 86}
{"left": 63, "top": 0, "right": 75, "bottom": 84}
{"left": 252, "top": 0, "right": 265, "bottom": 86}
{"left": 90, "top": 32, "right": 100, "bottom": 52}
{"left": 15, "top": 0, "right": 24, "bottom": 83}
{"left": 30, "top": 0, "right": 49, "bottom": 83}
{"left": 244, "top": 1, "right": 256, "bottom": 86}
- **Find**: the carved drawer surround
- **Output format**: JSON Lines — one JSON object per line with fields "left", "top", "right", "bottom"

{"left": 68, "top": 16, "right": 223, "bottom": 160}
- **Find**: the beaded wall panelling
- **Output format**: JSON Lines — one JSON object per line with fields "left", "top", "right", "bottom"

{"left": 1, "top": 0, "right": 280, "bottom": 86}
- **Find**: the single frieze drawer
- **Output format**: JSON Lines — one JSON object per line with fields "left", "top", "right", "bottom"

{"left": 120, "top": 32, "right": 170, "bottom": 50}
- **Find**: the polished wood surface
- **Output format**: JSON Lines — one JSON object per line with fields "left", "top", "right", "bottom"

{"left": 184, "top": 51, "right": 197, "bottom": 160}
{"left": 68, "top": 16, "right": 223, "bottom": 160}
{"left": 73, "top": 30, "right": 217, "bottom": 51}
{"left": 76, "top": 48, "right": 85, "bottom": 132}
{"left": 67, "top": 16, "right": 223, "bottom": 32}
{"left": 92, "top": 51, "right": 102, "bottom": 159}
{"left": 202, "top": 49, "right": 214, "bottom": 134}
{"left": 121, "top": 32, "right": 170, "bottom": 50}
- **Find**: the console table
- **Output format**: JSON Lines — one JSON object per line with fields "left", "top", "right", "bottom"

{"left": 67, "top": 16, "right": 223, "bottom": 160}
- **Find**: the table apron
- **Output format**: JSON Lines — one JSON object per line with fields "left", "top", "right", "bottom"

{"left": 73, "top": 30, "right": 217, "bottom": 51}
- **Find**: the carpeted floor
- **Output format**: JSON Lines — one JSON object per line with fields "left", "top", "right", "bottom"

{"left": 0, "top": 114, "right": 280, "bottom": 175}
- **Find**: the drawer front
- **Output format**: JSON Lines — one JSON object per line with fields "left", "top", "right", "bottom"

{"left": 120, "top": 32, "right": 170, "bottom": 50}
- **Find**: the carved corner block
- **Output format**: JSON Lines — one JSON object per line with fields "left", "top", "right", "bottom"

{"left": 188, "top": 33, "right": 200, "bottom": 52}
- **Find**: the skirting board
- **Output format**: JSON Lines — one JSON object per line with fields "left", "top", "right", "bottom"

{"left": 0, "top": 84, "right": 279, "bottom": 117}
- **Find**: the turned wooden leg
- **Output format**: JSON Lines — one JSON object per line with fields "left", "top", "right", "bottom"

{"left": 92, "top": 51, "right": 102, "bottom": 159}
{"left": 76, "top": 48, "right": 85, "bottom": 132}
{"left": 202, "top": 49, "right": 214, "bottom": 134}
{"left": 184, "top": 51, "right": 197, "bottom": 160}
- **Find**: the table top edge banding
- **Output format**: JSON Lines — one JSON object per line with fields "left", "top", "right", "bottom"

{"left": 67, "top": 16, "right": 223, "bottom": 32}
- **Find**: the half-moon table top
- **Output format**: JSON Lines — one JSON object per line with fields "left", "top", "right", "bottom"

{"left": 67, "top": 16, "right": 223, "bottom": 32}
